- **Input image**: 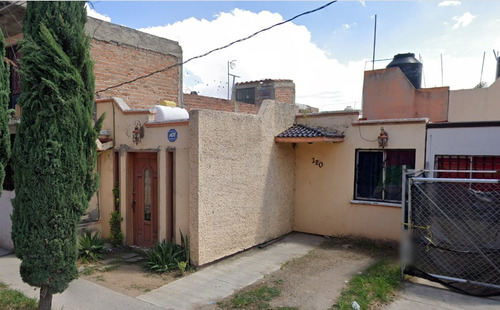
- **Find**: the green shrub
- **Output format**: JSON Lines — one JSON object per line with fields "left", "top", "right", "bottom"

{"left": 109, "top": 210, "right": 123, "bottom": 247}
{"left": 78, "top": 231, "right": 105, "bottom": 262}
{"left": 144, "top": 240, "right": 185, "bottom": 273}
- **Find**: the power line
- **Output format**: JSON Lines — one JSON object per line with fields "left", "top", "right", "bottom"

{"left": 95, "top": 1, "right": 337, "bottom": 95}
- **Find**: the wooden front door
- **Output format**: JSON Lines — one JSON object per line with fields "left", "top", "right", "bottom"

{"left": 133, "top": 153, "right": 158, "bottom": 247}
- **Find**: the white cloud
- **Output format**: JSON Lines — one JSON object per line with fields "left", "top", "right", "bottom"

{"left": 85, "top": 3, "right": 111, "bottom": 22}
{"left": 452, "top": 12, "right": 477, "bottom": 29}
{"left": 140, "top": 9, "right": 363, "bottom": 111}
{"left": 342, "top": 22, "right": 357, "bottom": 31}
{"left": 438, "top": 1, "right": 461, "bottom": 7}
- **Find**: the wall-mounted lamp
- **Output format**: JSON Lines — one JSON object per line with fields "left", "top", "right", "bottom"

{"left": 132, "top": 121, "right": 144, "bottom": 145}
{"left": 378, "top": 127, "right": 388, "bottom": 148}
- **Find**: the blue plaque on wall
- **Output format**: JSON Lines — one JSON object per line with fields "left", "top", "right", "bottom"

{"left": 168, "top": 129, "right": 178, "bottom": 142}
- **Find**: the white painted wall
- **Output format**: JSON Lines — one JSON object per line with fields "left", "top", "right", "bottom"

{"left": 426, "top": 126, "right": 500, "bottom": 170}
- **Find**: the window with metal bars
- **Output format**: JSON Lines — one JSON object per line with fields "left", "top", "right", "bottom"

{"left": 236, "top": 87, "right": 255, "bottom": 104}
{"left": 355, "top": 149, "right": 416, "bottom": 203}
{"left": 435, "top": 155, "right": 500, "bottom": 191}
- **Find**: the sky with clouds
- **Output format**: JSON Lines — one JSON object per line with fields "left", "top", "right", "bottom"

{"left": 87, "top": 1, "right": 500, "bottom": 111}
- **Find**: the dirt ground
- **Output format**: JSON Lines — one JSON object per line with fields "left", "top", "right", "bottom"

{"left": 78, "top": 249, "right": 187, "bottom": 297}
{"left": 80, "top": 238, "right": 397, "bottom": 308}
{"left": 206, "top": 237, "right": 398, "bottom": 310}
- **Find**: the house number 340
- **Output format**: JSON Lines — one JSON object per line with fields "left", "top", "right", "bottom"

{"left": 312, "top": 158, "right": 323, "bottom": 168}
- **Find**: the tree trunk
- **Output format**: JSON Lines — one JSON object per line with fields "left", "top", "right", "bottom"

{"left": 38, "top": 285, "right": 52, "bottom": 310}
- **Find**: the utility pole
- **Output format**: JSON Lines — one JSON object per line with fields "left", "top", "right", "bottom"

{"left": 372, "top": 14, "right": 377, "bottom": 70}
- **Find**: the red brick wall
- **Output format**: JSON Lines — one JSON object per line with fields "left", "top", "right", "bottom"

{"left": 91, "top": 39, "right": 180, "bottom": 109}
{"left": 183, "top": 94, "right": 259, "bottom": 114}
{"left": 274, "top": 86, "right": 295, "bottom": 105}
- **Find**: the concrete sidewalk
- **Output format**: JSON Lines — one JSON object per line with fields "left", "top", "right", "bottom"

{"left": 2, "top": 233, "right": 499, "bottom": 310}
{"left": 0, "top": 233, "right": 324, "bottom": 310}
{"left": 0, "top": 254, "right": 161, "bottom": 310}
{"left": 137, "top": 233, "right": 324, "bottom": 309}
{"left": 385, "top": 278, "right": 500, "bottom": 310}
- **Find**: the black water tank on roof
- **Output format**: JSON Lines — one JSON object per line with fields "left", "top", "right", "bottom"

{"left": 386, "top": 53, "right": 423, "bottom": 89}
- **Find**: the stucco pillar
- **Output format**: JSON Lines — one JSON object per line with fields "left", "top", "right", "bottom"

{"left": 119, "top": 149, "right": 128, "bottom": 244}
{"left": 158, "top": 148, "right": 167, "bottom": 242}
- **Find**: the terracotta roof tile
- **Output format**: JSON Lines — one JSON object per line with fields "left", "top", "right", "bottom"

{"left": 277, "top": 124, "right": 344, "bottom": 138}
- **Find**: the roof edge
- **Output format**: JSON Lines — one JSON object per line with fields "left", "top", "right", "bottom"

{"left": 354, "top": 118, "right": 429, "bottom": 126}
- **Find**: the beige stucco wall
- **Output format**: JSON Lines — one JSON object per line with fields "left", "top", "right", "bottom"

{"left": 448, "top": 78, "right": 500, "bottom": 122}
{"left": 96, "top": 98, "right": 190, "bottom": 245}
{"left": 295, "top": 113, "right": 427, "bottom": 241}
{"left": 96, "top": 149, "right": 114, "bottom": 238}
{"left": 189, "top": 100, "right": 297, "bottom": 266}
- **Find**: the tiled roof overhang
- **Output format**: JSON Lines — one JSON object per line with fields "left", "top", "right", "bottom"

{"left": 275, "top": 124, "right": 344, "bottom": 143}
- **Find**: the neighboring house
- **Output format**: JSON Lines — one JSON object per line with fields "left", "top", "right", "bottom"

{"left": 233, "top": 79, "right": 295, "bottom": 106}
{"left": 1, "top": 4, "right": 183, "bottom": 250}
{"left": 425, "top": 78, "right": 500, "bottom": 181}
{"left": 3, "top": 5, "right": 182, "bottom": 112}
{"left": 183, "top": 92, "right": 259, "bottom": 114}
{"left": 183, "top": 83, "right": 315, "bottom": 114}
{"left": 286, "top": 53, "right": 500, "bottom": 242}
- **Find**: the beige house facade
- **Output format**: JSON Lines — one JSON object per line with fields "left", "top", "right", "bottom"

{"left": 293, "top": 113, "right": 427, "bottom": 241}
{"left": 94, "top": 98, "right": 190, "bottom": 247}
{"left": 3, "top": 5, "right": 500, "bottom": 268}
{"left": 85, "top": 58, "right": 500, "bottom": 265}
{"left": 91, "top": 99, "right": 297, "bottom": 266}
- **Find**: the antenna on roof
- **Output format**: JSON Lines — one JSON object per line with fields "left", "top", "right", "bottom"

{"left": 440, "top": 54, "right": 444, "bottom": 86}
{"left": 479, "top": 51, "right": 486, "bottom": 86}
{"left": 372, "top": 14, "right": 377, "bottom": 70}
{"left": 494, "top": 50, "right": 500, "bottom": 80}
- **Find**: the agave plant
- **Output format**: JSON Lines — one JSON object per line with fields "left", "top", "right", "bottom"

{"left": 144, "top": 240, "right": 185, "bottom": 273}
{"left": 77, "top": 231, "right": 105, "bottom": 261}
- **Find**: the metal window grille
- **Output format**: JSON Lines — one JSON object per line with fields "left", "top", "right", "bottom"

{"left": 235, "top": 87, "right": 255, "bottom": 104}
{"left": 436, "top": 155, "right": 500, "bottom": 190}
{"left": 402, "top": 169, "right": 500, "bottom": 296}
{"left": 355, "top": 149, "right": 415, "bottom": 202}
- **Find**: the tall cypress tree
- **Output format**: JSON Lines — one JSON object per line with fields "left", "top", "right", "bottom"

{"left": 0, "top": 29, "right": 10, "bottom": 192}
{"left": 11, "top": 2, "right": 100, "bottom": 309}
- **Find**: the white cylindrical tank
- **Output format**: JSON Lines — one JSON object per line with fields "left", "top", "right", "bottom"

{"left": 153, "top": 105, "right": 189, "bottom": 122}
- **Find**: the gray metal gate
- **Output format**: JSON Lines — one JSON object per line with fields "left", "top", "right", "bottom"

{"left": 402, "top": 169, "right": 500, "bottom": 296}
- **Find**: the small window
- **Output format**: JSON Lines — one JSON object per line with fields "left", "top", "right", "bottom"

{"left": 355, "top": 149, "right": 415, "bottom": 203}
{"left": 236, "top": 88, "right": 255, "bottom": 104}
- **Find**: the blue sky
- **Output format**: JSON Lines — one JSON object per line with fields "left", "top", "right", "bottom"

{"left": 88, "top": 1, "right": 500, "bottom": 111}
